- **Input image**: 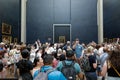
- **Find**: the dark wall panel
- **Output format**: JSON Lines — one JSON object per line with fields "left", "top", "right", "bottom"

{"left": 27, "top": 0, "right": 54, "bottom": 43}
{"left": 54, "top": 0, "right": 70, "bottom": 24}
{"left": 104, "top": 0, "right": 120, "bottom": 38}
{"left": 71, "top": 0, "right": 97, "bottom": 43}
{"left": 1, "top": 0, "right": 120, "bottom": 43}
{"left": 27, "top": 0, "right": 97, "bottom": 43}
{"left": 0, "top": 0, "right": 20, "bottom": 42}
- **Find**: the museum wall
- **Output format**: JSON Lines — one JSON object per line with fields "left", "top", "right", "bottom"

{"left": 27, "top": 0, "right": 98, "bottom": 43}
{"left": 0, "top": 0, "right": 120, "bottom": 44}
{"left": 0, "top": 0, "right": 20, "bottom": 43}
{"left": 103, "top": 0, "right": 120, "bottom": 39}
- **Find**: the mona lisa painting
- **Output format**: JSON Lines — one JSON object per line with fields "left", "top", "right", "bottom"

{"left": 59, "top": 36, "right": 65, "bottom": 43}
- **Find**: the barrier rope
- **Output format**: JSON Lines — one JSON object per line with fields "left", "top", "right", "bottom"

{"left": 111, "top": 63, "right": 120, "bottom": 77}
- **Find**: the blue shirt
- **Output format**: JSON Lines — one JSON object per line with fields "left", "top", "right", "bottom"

{"left": 33, "top": 66, "right": 66, "bottom": 80}
{"left": 0, "top": 48, "right": 3, "bottom": 51}
{"left": 75, "top": 44, "right": 83, "bottom": 58}
{"left": 56, "top": 60, "right": 81, "bottom": 74}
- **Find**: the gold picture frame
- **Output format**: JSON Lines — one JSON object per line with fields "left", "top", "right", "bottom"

{"left": 2, "top": 23, "right": 11, "bottom": 34}
{"left": 59, "top": 36, "right": 65, "bottom": 43}
{"left": 2, "top": 35, "right": 12, "bottom": 44}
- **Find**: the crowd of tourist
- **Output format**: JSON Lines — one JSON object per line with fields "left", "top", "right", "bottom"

{"left": 0, "top": 38, "right": 120, "bottom": 80}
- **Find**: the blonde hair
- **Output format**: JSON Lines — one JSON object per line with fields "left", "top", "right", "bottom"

{"left": 86, "top": 47, "right": 93, "bottom": 53}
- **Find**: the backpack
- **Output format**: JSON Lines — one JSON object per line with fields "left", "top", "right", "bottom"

{"left": 61, "top": 61, "right": 76, "bottom": 80}
{"left": 81, "top": 55, "right": 91, "bottom": 72}
{"left": 34, "top": 69, "right": 54, "bottom": 80}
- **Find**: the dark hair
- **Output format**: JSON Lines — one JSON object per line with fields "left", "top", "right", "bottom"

{"left": 75, "top": 38, "right": 79, "bottom": 41}
{"left": 26, "top": 44, "right": 31, "bottom": 52}
{"left": 49, "top": 43, "right": 54, "bottom": 47}
{"left": 21, "top": 49, "right": 30, "bottom": 58}
{"left": 43, "top": 54, "right": 53, "bottom": 65}
{"left": 18, "top": 60, "right": 30, "bottom": 73}
{"left": 96, "top": 44, "right": 101, "bottom": 50}
{"left": 0, "top": 61, "right": 3, "bottom": 72}
{"left": 59, "top": 54, "right": 66, "bottom": 61}
{"left": 109, "top": 49, "right": 120, "bottom": 71}
{"left": 66, "top": 50, "right": 75, "bottom": 57}
{"left": 33, "top": 43, "right": 37, "bottom": 49}
{"left": 51, "top": 52, "right": 57, "bottom": 59}
{"left": 33, "top": 57, "right": 39, "bottom": 67}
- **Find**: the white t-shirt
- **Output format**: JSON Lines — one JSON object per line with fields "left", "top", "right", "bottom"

{"left": 98, "top": 47, "right": 104, "bottom": 55}
{"left": 47, "top": 47, "right": 55, "bottom": 54}
{"left": 30, "top": 52, "right": 36, "bottom": 63}
{"left": 36, "top": 52, "right": 42, "bottom": 59}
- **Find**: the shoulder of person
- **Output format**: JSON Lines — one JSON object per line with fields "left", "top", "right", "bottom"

{"left": 27, "top": 60, "right": 33, "bottom": 64}
{"left": 33, "top": 69, "right": 40, "bottom": 78}
{"left": 48, "top": 70, "right": 67, "bottom": 80}
{"left": 58, "top": 61, "right": 63, "bottom": 65}
{"left": 48, "top": 70, "right": 64, "bottom": 77}
{"left": 50, "top": 69, "right": 60, "bottom": 74}
{"left": 74, "top": 62, "right": 80, "bottom": 67}
{"left": 65, "top": 60, "right": 80, "bottom": 68}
